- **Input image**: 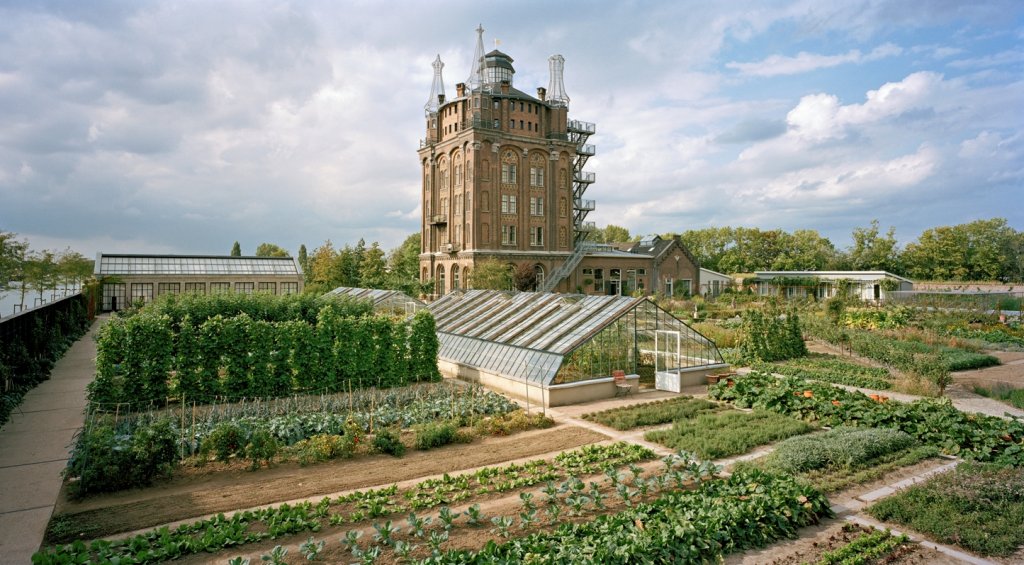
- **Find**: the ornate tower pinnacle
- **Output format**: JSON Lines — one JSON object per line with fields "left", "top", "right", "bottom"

{"left": 547, "top": 54, "right": 570, "bottom": 108}
{"left": 466, "top": 24, "right": 485, "bottom": 92}
{"left": 425, "top": 54, "right": 446, "bottom": 116}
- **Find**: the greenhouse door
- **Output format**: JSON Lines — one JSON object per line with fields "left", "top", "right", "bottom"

{"left": 654, "top": 330, "right": 682, "bottom": 393}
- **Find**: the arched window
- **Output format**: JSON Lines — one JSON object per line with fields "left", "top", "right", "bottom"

{"left": 534, "top": 264, "right": 545, "bottom": 288}
{"left": 451, "top": 265, "right": 460, "bottom": 291}
{"left": 463, "top": 266, "right": 471, "bottom": 289}
{"left": 501, "top": 150, "right": 518, "bottom": 184}
{"left": 436, "top": 265, "right": 446, "bottom": 297}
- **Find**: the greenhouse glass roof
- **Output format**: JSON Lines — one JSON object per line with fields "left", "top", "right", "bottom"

{"left": 95, "top": 254, "right": 301, "bottom": 276}
{"left": 326, "top": 287, "right": 425, "bottom": 315}
{"left": 429, "top": 290, "right": 723, "bottom": 386}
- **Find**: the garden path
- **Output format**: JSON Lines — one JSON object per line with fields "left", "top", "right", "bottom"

{"left": 0, "top": 316, "right": 103, "bottom": 564}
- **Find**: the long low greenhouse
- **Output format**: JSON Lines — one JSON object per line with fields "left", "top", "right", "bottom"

{"left": 428, "top": 290, "right": 726, "bottom": 406}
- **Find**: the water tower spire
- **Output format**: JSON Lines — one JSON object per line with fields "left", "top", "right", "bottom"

{"left": 466, "top": 24, "right": 485, "bottom": 92}
{"left": 424, "top": 54, "right": 446, "bottom": 115}
{"left": 547, "top": 54, "right": 570, "bottom": 108}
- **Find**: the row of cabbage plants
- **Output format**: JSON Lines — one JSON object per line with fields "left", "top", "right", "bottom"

{"left": 66, "top": 383, "right": 515, "bottom": 496}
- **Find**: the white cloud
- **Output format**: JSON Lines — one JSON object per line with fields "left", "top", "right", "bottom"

{"left": 726, "top": 43, "right": 903, "bottom": 77}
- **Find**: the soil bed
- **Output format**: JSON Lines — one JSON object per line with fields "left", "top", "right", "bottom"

{"left": 724, "top": 520, "right": 962, "bottom": 565}
{"left": 46, "top": 424, "right": 608, "bottom": 544}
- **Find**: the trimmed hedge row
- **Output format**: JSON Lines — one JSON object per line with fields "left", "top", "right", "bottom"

{"left": 0, "top": 294, "right": 92, "bottom": 426}
{"left": 88, "top": 306, "right": 440, "bottom": 408}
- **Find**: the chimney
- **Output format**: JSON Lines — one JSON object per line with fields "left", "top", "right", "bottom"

{"left": 537, "top": 87, "right": 546, "bottom": 101}
{"left": 500, "top": 80, "right": 510, "bottom": 95}
{"left": 456, "top": 83, "right": 466, "bottom": 97}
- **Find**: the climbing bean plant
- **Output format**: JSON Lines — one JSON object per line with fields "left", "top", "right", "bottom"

{"left": 88, "top": 297, "right": 441, "bottom": 409}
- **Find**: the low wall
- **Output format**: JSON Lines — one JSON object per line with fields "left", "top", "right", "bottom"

{"left": 438, "top": 359, "right": 639, "bottom": 407}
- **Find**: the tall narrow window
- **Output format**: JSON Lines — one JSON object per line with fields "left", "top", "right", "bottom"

{"left": 529, "top": 197, "right": 544, "bottom": 216}
{"left": 501, "top": 225, "right": 517, "bottom": 245}
{"left": 530, "top": 226, "right": 544, "bottom": 246}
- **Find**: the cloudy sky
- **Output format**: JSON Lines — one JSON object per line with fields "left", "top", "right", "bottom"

{"left": 1, "top": 0, "right": 1022, "bottom": 258}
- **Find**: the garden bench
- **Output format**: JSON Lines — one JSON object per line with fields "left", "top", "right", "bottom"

{"left": 613, "top": 370, "right": 631, "bottom": 397}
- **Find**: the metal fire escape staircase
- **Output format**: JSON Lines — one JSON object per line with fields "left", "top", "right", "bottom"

{"left": 538, "top": 119, "right": 597, "bottom": 293}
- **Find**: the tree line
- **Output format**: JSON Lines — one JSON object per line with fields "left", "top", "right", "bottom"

{"left": 1, "top": 230, "right": 94, "bottom": 310}
{"left": 671, "top": 218, "right": 1023, "bottom": 282}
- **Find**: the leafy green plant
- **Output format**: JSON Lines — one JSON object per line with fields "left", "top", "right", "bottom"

{"left": 260, "top": 545, "right": 288, "bottom": 564}
{"left": 739, "top": 305, "right": 807, "bottom": 362}
{"left": 371, "top": 428, "right": 406, "bottom": 457}
{"left": 416, "top": 468, "right": 833, "bottom": 563}
{"left": 298, "top": 536, "right": 325, "bottom": 561}
{"left": 709, "top": 371, "right": 1024, "bottom": 466}
{"left": 413, "top": 421, "right": 460, "bottom": 450}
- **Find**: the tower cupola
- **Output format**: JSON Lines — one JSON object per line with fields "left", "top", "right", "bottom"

{"left": 483, "top": 50, "right": 515, "bottom": 87}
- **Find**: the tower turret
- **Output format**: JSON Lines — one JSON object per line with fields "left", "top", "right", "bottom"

{"left": 424, "top": 55, "right": 446, "bottom": 116}
{"left": 483, "top": 50, "right": 515, "bottom": 88}
{"left": 465, "top": 24, "right": 485, "bottom": 93}
{"left": 547, "top": 54, "right": 570, "bottom": 109}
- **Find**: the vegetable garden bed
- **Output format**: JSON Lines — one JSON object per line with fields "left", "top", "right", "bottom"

{"left": 36, "top": 443, "right": 659, "bottom": 563}
{"left": 65, "top": 383, "right": 521, "bottom": 496}
{"left": 581, "top": 396, "right": 724, "bottom": 430}
{"left": 709, "top": 372, "right": 1024, "bottom": 466}
{"left": 732, "top": 426, "right": 942, "bottom": 494}
{"left": 644, "top": 409, "right": 815, "bottom": 459}
{"left": 754, "top": 353, "right": 894, "bottom": 390}
{"left": 868, "top": 462, "right": 1024, "bottom": 557}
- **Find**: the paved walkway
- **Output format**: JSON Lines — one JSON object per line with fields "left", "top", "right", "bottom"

{"left": 0, "top": 318, "right": 100, "bottom": 564}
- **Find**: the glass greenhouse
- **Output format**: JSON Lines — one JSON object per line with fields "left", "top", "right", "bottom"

{"left": 326, "top": 287, "right": 425, "bottom": 316}
{"left": 428, "top": 290, "right": 724, "bottom": 389}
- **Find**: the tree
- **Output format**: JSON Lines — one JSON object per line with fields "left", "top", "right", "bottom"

{"left": 513, "top": 263, "right": 538, "bottom": 291}
{"left": 385, "top": 233, "right": 423, "bottom": 295}
{"left": 902, "top": 218, "right": 1021, "bottom": 281}
{"left": 679, "top": 227, "right": 735, "bottom": 272}
{"left": 358, "top": 242, "right": 387, "bottom": 289}
{"left": 600, "top": 224, "right": 633, "bottom": 243}
{"left": 23, "top": 250, "right": 58, "bottom": 303}
{"left": 1, "top": 230, "right": 28, "bottom": 289}
{"left": 770, "top": 230, "right": 839, "bottom": 271}
{"left": 297, "top": 244, "right": 309, "bottom": 279}
{"left": 848, "top": 220, "right": 900, "bottom": 272}
{"left": 56, "top": 248, "right": 93, "bottom": 288}
{"left": 230, "top": 241, "right": 241, "bottom": 256}
{"left": 254, "top": 243, "right": 290, "bottom": 257}
{"left": 306, "top": 240, "right": 338, "bottom": 291}
{"left": 469, "top": 259, "right": 512, "bottom": 290}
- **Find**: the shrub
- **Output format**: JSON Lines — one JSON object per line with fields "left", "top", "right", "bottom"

{"left": 292, "top": 434, "right": 348, "bottom": 466}
{"left": 66, "top": 417, "right": 178, "bottom": 496}
{"left": 200, "top": 421, "right": 247, "bottom": 462}
{"left": 473, "top": 410, "right": 554, "bottom": 436}
{"left": 414, "top": 421, "right": 460, "bottom": 450}
{"left": 244, "top": 427, "right": 279, "bottom": 470}
{"left": 371, "top": 428, "right": 406, "bottom": 457}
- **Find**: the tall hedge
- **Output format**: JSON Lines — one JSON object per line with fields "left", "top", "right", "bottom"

{"left": 409, "top": 310, "right": 441, "bottom": 382}
{"left": 87, "top": 301, "right": 441, "bottom": 409}
{"left": 0, "top": 294, "right": 92, "bottom": 425}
